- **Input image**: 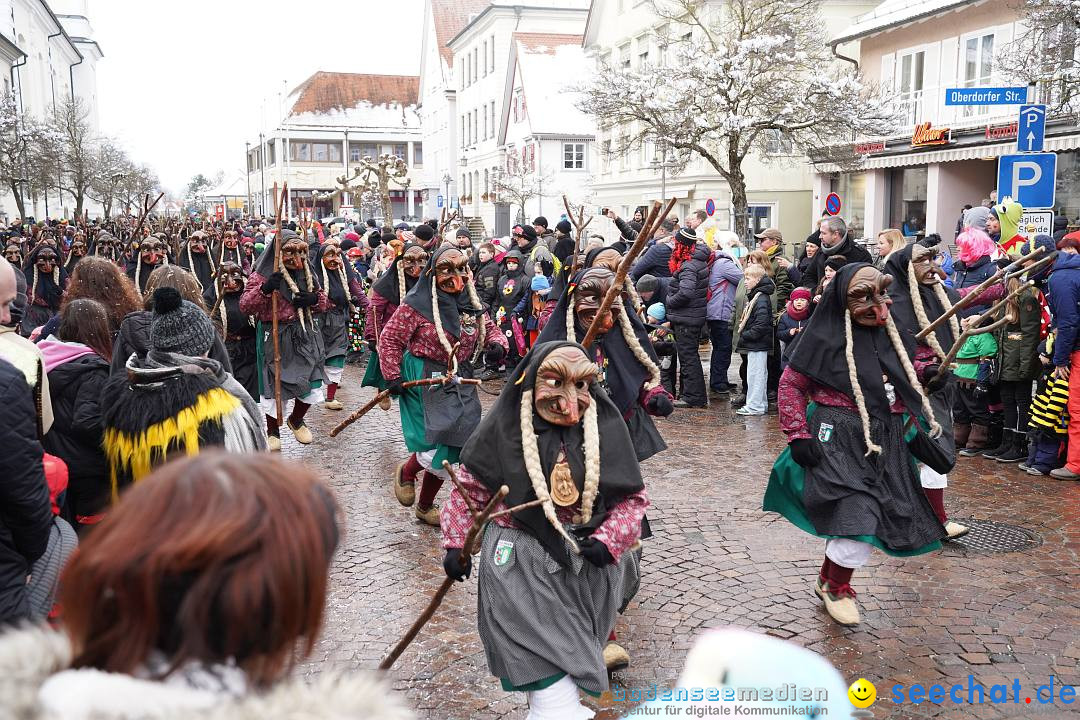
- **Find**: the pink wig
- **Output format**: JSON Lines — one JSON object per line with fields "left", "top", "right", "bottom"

{"left": 956, "top": 227, "right": 996, "bottom": 264}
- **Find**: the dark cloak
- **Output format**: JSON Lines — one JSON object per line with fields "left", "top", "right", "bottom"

{"left": 314, "top": 243, "right": 351, "bottom": 309}
{"left": 250, "top": 229, "right": 322, "bottom": 304}
{"left": 460, "top": 341, "right": 644, "bottom": 569}
{"left": 213, "top": 240, "right": 245, "bottom": 269}
{"left": 370, "top": 241, "right": 421, "bottom": 305}
{"left": 179, "top": 241, "right": 216, "bottom": 289}
{"left": 786, "top": 263, "right": 927, "bottom": 422}
{"left": 400, "top": 245, "right": 481, "bottom": 339}
{"left": 882, "top": 244, "right": 959, "bottom": 353}
{"left": 23, "top": 244, "right": 68, "bottom": 310}
{"left": 496, "top": 249, "right": 528, "bottom": 311}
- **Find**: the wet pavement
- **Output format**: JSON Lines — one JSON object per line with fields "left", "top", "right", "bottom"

{"left": 282, "top": 360, "right": 1080, "bottom": 719}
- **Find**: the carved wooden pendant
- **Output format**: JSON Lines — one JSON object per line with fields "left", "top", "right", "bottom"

{"left": 549, "top": 454, "right": 579, "bottom": 507}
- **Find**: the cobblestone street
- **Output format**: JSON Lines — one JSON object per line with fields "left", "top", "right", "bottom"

{"left": 283, "top": 363, "right": 1080, "bottom": 720}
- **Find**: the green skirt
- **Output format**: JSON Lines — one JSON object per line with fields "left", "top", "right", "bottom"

{"left": 362, "top": 347, "right": 386, "bottom": 389}
{"left": 398, "top": 352, "right": 460, "bottom": 467}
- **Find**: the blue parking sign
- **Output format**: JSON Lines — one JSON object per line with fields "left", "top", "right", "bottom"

{"left": 436, "top": 194, "right": 444, "bottom": 208}
{"left": 997, "top": 153, "right": 1056, "bottom": 209}
{"left": 1017, "top": 104, "right": 1046, "bottom": 152}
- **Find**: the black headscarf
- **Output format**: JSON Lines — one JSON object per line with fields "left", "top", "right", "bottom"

{"left": 250, "top": 229, "right": 321, "bottom": 304}
{"left": 24, "top": 243, "right": 67, "bottom": 309}
{"left": 400, "top": 245, "right": 479, "bottom": 339}
{"left": 314, "top": 242, "right": 351, "bottom": 309}
{"left": 371, "top": 241, "right": 421, "bottom": 305}
{"left": 535, "top": 266, "right": 659, "bottom": 415}
{"left": 786, "top": 262, "right": 926, "bottom": 421}
{"left": 179, "top": 235, "right": 216, "bottom": 290}
{"left": 460, "top": 341, "right": 644, "bottom": 569}
{"left": 883, "top": 244, "right": 959, "bottom": 354}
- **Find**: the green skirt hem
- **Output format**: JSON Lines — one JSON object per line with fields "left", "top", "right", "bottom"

{"left": 499, "top": 672, "right": 600, "bottom": 698}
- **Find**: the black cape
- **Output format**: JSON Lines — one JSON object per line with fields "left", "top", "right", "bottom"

{"left": 883, "top": 244, "right": 960, "bottom": 353}
{"left": 250, "top": 229, "right": 322, "bottom": 304}
{"left": 400, "top": 245, "right": 481, "bottom": 339}
{"left": 370, "top": 241, "right": 421, "bottom": 305}
{"left": 23, "top": 244, "right": 67, "bottom": 310}
{"left": 459, "top": 341, "right": 644, "bottom": 569}
{"left": 314, "top": 243, "right": 355, "bottom": 309}
{"left": 786, "top": 263, "right": 926, "bottom": 422}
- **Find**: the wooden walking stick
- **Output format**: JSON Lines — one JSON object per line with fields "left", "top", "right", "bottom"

{"left": 562, "top": 194, "right": 593, "bottom": 275}
{"left": 378, "top": 461, "right": 546, "bottom": 670}
{"left": 271, "top": 183, "right": 288, "bottom": 425}
{"left": 579, "top": 197, "right": 677, "bottom": 349}
{"left": 328, "top": 375, "right": 481, "bottom": 437}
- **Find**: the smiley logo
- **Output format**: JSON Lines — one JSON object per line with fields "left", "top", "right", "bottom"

{"left": 848, "top": 678, "right": 876, "bottom": 708}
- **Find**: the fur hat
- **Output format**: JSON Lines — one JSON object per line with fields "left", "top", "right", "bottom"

{"left": 150, "top": 287, "right": 216, "bottom": 357}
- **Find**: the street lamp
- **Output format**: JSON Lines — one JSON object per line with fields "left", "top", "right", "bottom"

{"left": 650, "top": 143, "right": 678, "bottom": 204}
{"left": 442, "top": 172, "right": 452, "bottom": 211}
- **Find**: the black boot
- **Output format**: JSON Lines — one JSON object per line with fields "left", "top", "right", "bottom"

{"left": 981, "top": 428, "right": 1014, "bottom": 459}
{"left": 996, "top": 429, "right": 1028, "bottom": 463}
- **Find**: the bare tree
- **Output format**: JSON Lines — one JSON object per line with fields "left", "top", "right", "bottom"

{"left": 50, "top": 97, "right": 98, "bottom": 218}
{"left": 0, "top": 95, "right": 60, "bottom": 219}
{"left": 335, "top": 153, "right": 411, "bottom": 225}
{"left": 577, "top": 0, "right": 898, "bottom": 238}
{"left": 88, "top": 139, "right": 131, "bottom": 218}
{"left": 493, "top": 163, "right": 553, "bottom": 226}
{"left": 999, "top": 0, "right": 1080, "bottom": 114}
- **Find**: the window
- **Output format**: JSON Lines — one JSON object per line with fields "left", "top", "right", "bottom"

{"left": 267, "top": 141, "right": 276, "bottom": 166}
{"left": 963, "top": 33, "right": 995, "bottom": 118}
{"left": 473, "top": 109, "right": 479, "bottom": 143}
{"left": 473, "top": 48, "right": 479, "bottom": 82}
{"left": 483, "top": 109, "right": 488, "bottom": 140}
{"left": 898, "top": 49, "right": 925, "bottom": 124}
{"left": 512, "top": 88, "right": 526, "bottom": 123}
{"left": 601, "top": 139, "right": 611, "bottom": 173}
{"left": 619, "top": 43, "right": 631, "bottom": 69}
{"left": 484, "top": 169, "right": 489, "bottom": 197}
{"left": 413, "top": 143, "right": 423, "bottom": 166}
{"left": 765, "top": 129, "right": 793, "bottom": 155}
{"left": 290, "top": 142, "right": 311, "bottom": 161}
{"left": 465, "top": 54, "right": 470, "bottom": 87}
{"left": 462, "top": 115, "right": 467, "bottom": 147}
{"left": 563, "top": 142, "right": 585, "bottom": 169}
{"left": 619, "top": 135, "right": 628, "bottom": 170}
{"left": 656, "top": 24, "right": 669, "bottom": 66}
{"left": 491, "top": 102, "right": 497, "bottom": 135}
{"left": 482, "top": 41, "right": 488, "bottom": 77}
{"left": 490, "top": 35, "right": 495, "bottom": 72}
{"left": 393, "top": 143, "right": 407, "bottom": 160}
{"left": 350, "top": 145, "right": 361, "bottom": 163}
{"left": 360, "top": 143, "right": 378, "bottom": 159}
{"left": 636, "top": 34, "right": 649, "bottom": 67}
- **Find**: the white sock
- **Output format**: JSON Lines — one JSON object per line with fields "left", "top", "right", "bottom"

{"left": 526, "top": 675, "right": 594, "bottom": 720}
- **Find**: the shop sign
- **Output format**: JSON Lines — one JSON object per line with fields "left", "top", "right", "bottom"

{"left": 855, "top": 140, "right": 886, "bottom": 154}
{"left": 985, "top": 121, "right": 1018, "bottom": 141}
{"left": 911, "top": 122, "right": 952, "bottom": 148}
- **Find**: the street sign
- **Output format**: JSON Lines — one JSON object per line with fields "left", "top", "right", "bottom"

{"left": 944, "top": 87, "right": 1028, "bottom": 106}
{"left": 825, "top": 192, "right": 842, "bottom": 216}
{"left": 1020, "top": 210, "right": 1054, "bottom": 238}
{"left": 436, "top": 194, "right": 444, "bottom": 208}
{"left": 705, "top": 198, "right": 715, "bottom": 216}
{"left": 997, "top": 153, "right": 1057, "bottom": 209}
{"left": 1017, "top": 104, "right": 1046, "bottom": 152}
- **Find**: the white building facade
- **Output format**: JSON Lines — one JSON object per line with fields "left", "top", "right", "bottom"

{"left": 446, "top": 0, "right": 589, "bottom": 235}
{"left": 817, "top": 0, "right": 1080, "bottom": 243}
{"left": 582, "top": 0, "right": 876, "bottom": 250}
{"left": 246, "top": 72, "right": 423, "bottom": 222}
{"left": 0, "top": 0, "right": 103, "bottom": 221}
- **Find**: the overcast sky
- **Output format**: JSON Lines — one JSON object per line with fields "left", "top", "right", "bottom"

{"left": 92, "top": 0, "right": 424, "bottom": 194}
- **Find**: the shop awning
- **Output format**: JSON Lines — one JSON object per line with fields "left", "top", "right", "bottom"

{"left": 858, "top": 133, "right": 1080, "bottom": 169}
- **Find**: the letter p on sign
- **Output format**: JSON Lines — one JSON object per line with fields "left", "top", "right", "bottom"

{"left": 998, "top": 153, "right": 1057, "bottom": 209}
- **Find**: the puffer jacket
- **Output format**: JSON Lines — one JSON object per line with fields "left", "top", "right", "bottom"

{"left": 630, "top": 238, "right": 674, "bottom": 280}
{"left": 1048, "top": 252, "right": 1080, "bottom": 367}
{"left": 706, "top": 251, "right": 743, "bottom": 323}
{"left": 997, "top": 286, "right": 1043, "bottom": 382}
{"left": 0, "top": 625, "right": 414, "bottom": 720}
{"left": 665, "top": 243, "right": 713, "bottom": 326}
{"left": 952, "top": 255, "right": 997, "bottom": 316}
{"left": 735, "top": 276, "right": 776, "bottom": 353}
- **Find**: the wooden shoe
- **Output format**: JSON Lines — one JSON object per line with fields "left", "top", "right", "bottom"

{"left": 378, "top": 395, "right": 392, "bottom": 411}
{"left": 287, "top": 419, "right": 313, "bottom": 444}
{"left": 603, "top": 642, "right": 630, "bottom": 670}
{"left": 323, "top": 399, "right": 344, "bottom": 410}
{"left": 814, "top": 578, "right": 860, "bottom": 626}
{"left": 267, "top": 435, "right": 281, "bottom": 452}
{"left": 415, "top": 504, "right": 440, "bottom": 526}
{"left": 945, "top": 520, "right": 969, "bottom": 539}
{"left": 393, "top": 462, "right": 416, "bottom": 507}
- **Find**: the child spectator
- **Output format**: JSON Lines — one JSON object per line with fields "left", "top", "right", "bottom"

{"left": 1021, "top": 331, "right": 1069, "bottom": 475}
{"left": 776, "top": 287, "right": 812, "bottom": 366}
{"left": 646, "top": 302, "right": 677, "bottom": 396}
{"left": 953, "top": 315, "right": 1000, "bottom": 455}
{"left": 735, "top": 264, "right": 774, "bottom": 416}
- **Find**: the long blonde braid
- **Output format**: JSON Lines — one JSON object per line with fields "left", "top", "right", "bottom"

{"left": 885, "top": 314, "right": 942, "bottom": 437}
{"left": 844, "top": 311, "right": 882, "bottom": 456}
{"left": 907, "top": 260, "right": 948, "bottom": 362}
{"left": 617, "top": 301, "right": 661, "bottom": 390}
{"left": 466, "top": 277, "right": 486, "bottom": 364}
{"left": 520, "top": 389, "right": 581, "bottom": 554}
{"left": 578, "top": 399, "right": 601, "bottom": 525}
{"left": 430, "top": 280, "right": 455, "bottom": 361}
{"left": 30, "top": 267, "right": 38, "bottom": 305}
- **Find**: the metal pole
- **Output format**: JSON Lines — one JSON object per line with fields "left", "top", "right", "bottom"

{"left": 245, "top": 142, "right": 252, "bottom": 217}
{"left": 259, "top": 132, "right": 267, "bottom": 218}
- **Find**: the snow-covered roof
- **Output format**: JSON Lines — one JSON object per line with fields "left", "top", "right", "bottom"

{"left": 431, "top": 0, "right": 490, "bottom": 67}
{"left": 831, "top": 0, "right": 980, "bottom": 45}
{"left": 514, "top": 33, "right": 594, "bottom": 137}
{"left": 286, "top": 72, "right": 420, "bottom": 129}
{"left": 204, "top": 174, "right": 248, "bottom": 198}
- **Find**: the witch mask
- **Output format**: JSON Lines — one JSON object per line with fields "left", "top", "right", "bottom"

{"left": 575, "top": 267, "right": 617, "bottom": 335}
{"left": 140, "top": 239, "right": 165, "bottom": 265}
{"left": 846, "top": 266, "right": 893, "bottom": 327}
{"left": 910, "top": 245, "right": 945, "bottom": 285}
{"left": 321, "top": 245, "right": 342, "bottom": 271}
{"left": 4, "top": 244, "right": 22, "bottom": 264}
{"left": 36, "top": 249, "right": 58, "bottom": 274}
{"left": 434, "top": 248, "right": 468, "bottom": 294}
{"left": 189, "top": 233, "right": 209, "bottom": 254}
{"left": 70, "top": 238, "right": 87, "bottom": 256}
{"left": 534, "top": 346, "right": 596, "bottom": 427}
{"left": 281, "top": 239, "right": 307, "bottom": 271}
{"left": 219, "top": 262, "right": 245, "bottom": 293}
{"left": 402, "top": 247, "right": 428, "bottom": 278}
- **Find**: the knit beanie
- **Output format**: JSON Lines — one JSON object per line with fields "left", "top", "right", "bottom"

{"left": 556, "top": 219, "right": 572, "bottom": 235}
{"left": 533, "top": 216, "right": 549, "bottom": 229}
{"left": 150, "top": 287, "right": 215, "bottom": 357}
{"left": 647, "top": 303, "right": 666, "bottom": 322}
{"left": 963, "top": 206, "right": 991, "bottom": 233}
{"left": 675, "top": 227, "right": 697, "bottom": 246}
{"left": 636, "top": 274, "right": 659, "bottom": 294}
{"left": 414, "top": 224, "right": 435, "bottom": 243}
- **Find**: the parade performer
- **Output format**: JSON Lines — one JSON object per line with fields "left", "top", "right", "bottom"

{"left": 205, "top": 261, "right": 259, "bottom": 402}
{"left": 764, "top": 263, "right": 947, "bottom": 626}
{"left": 215, "top": 228, "right": 247, "bottom": 269}
{"left": 178, "top": 230, "right": 216, "bottom": 290}
{"left": 126, "top": 234, "right": 169, "bottom": 294}
{"left": 315, "top": 242, "right": 368, "bottom": 410}
{"left": 362, "top": 240, "right": 428, "bottom": 391}
{"left": 441, "top": 341, "right": 646, "bottom": 719}
{"left": 379, "top": 246, "right": 506, "bottom": 525}
{"left": 64, "top": 232, "right": 88, "bottom": 273}
{"left": 4, "top": 241, "right": 22, "bottom": 267}
{"left": 22, "top": 243, "right": 68, "bottom": 336}
{"left": 90, "top": 230, "right": 122, "bottom": 266}
{"left": 536, "top": 262, "right": 673, "bottom": 462}
{"left": 240, "top": 229, "right": 332, "bottom": 451}
{"left": 883, "top": 243, "right": 969, "bottom": 539}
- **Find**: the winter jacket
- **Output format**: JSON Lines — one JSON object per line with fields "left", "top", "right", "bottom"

{"left": 706, "top": 251, "right": 743, "bottom": 323}
{"left": 776, "top": 310, "right": 809, "bottom": 345}
{"left": 735, "top": 276, "right": 776, "bottom": 353}
{"left": 614, "top": 217, "right": 639, "bottom": 243}
{"left": 665, "top": 243, "right": 712, "bottom": 326}
{"left": 0, "top": 358, "right": 52, "bottom": 625}
{"left": 771, "top": 269, "right": 796, "bottom": 323}
{"left": 0, "top": 625, "right": 415, "bottom": 720}
{"left": 997, "top": 286, "right": 1043, "bottom": 382}
{"left": 473, "top": 258, "right": 502, "bottom": 311}
{"left": 1047, "top": 253, "right": 1080, "bottom": 367}
{"left": 630, "top": 238, "right": 674, "bottom": 280}
{"left": 111, "top": 310, "right": 232, "bottom": 378}
{"left": 1053, "top": 215, "right": 1069, "bottom": 243}
{"left": 952, "top": 255, "right": 997, "bottom": 315}
{"left": 40, "top": 340, "right": 110, "bottom": 521}
{"left": 800, "top": 236, "right": 872, "bottom": 289}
